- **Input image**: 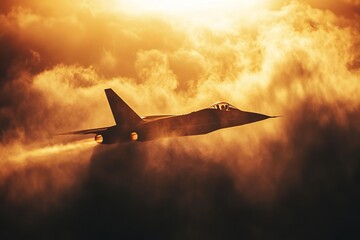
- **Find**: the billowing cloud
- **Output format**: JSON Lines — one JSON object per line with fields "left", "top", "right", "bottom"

{"left": 0, "top": 0, "right": 360, "bottom": 239}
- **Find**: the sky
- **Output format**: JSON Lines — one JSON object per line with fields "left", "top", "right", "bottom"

{"left": 0, "top": 0, "right": 360, "bottom": 239}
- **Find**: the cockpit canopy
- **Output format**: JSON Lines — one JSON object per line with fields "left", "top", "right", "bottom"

{"left": 208, "top": 102, "right": 239, "bottom": 111}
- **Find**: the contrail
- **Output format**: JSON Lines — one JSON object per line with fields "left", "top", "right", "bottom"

{"left": 11, "top": 138, "right": 97, "bottom": 162}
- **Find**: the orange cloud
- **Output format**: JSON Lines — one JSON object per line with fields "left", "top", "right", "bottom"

{"left": 0, "top": 2, "right": 360, "bottom": 236}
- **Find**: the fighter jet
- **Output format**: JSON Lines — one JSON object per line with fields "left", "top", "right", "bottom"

{"left": 58, "top": 88, "right": 278, "bottom": 144}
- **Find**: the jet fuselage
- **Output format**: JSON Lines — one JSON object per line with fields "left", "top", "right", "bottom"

{"left": 58, "top": 89, "right": 276, "bottom": 144}
{"left": 97, "top": 108, "right": 270, "bottom": 143}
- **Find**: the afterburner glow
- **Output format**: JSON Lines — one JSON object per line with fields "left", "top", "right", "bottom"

{"left": 95, "top": 134, "right": 104, "bottom": 144}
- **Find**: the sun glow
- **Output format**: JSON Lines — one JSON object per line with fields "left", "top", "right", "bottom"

{"left": 122, "top": 0, "right": 265, "bottom": 12}
{"left": 105, "top": 0, "right": 271, "bottom": 29}
{"left": 112, "top": 0, "right": 270, "bottom": 16}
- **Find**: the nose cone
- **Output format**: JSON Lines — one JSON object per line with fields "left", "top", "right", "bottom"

{"left": 243, "top": 111, "right": 271, "bottom": 123}
{"left": 228, "top": 110, "right": 272, "bottom": 125}
{"left": 219, "top": 108, "right": 278, "bottom": 129}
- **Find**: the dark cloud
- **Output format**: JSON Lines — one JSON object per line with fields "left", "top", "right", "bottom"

{"left": 1, "top": 99, "right": 359, "bottom": 239}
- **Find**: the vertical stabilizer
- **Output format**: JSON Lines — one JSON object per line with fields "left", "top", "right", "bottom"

{"left": 105, "top": 88, "right": 143, "bottom": 127}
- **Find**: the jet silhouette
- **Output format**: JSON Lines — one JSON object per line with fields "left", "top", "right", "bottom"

{"left": 58, "top": 89, "right": 278, "bottom": 144}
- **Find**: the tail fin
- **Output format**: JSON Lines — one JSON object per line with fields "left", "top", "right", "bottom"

{"left": 105, "top": 88, "right": 143, "bottom": 128}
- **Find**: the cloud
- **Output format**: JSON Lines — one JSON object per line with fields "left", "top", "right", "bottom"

{"left": 0, "top": 0, "right": 360, "bottom": 238}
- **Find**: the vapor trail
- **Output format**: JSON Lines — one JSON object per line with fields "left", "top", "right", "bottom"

{"left": 4, "top": 138, "right": 97, "bottom": 164}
